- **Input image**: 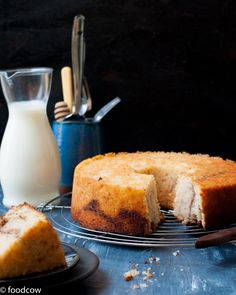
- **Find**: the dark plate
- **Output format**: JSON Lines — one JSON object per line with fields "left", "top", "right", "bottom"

{"left": 0, "top": 243, "right": 99, "bottom": 287}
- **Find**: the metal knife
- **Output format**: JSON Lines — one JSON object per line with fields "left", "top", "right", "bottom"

{"left": 71, "top": 15, "right": 85, "bottom": 116}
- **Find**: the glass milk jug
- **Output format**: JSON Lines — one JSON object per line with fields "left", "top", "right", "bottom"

{"left": 0, "top": 68, "right": 61, "bottom": 207}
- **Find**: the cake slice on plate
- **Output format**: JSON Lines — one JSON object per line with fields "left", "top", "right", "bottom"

{"left": 0, "top": 203, "right": 65, "bottom": 279}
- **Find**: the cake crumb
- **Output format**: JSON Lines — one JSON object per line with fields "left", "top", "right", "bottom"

{"left": 172, "top": 250, "right": 180, "bottom": 256}
{"left": 140, "top": 283, "right": 148, "bottom": 288}
{"left": 142, "top": 268, "right": 154, "bottom": 281}
{"left": 131, "top": 283, "right": 148, "bottom": 289}
{"left": 132, "top": 284, "right": 140, "bottom": 289}
{"left": 124, "top": 266, "right": 140, "bottom": 281}
{"left": 149, "top": 256, "right": 160, "bottom": 263}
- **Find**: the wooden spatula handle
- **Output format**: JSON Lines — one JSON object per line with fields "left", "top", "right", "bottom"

{"left": 195, "top": 227, "right": 236, "bottom": 248}
{"left": 61, "top": 67, "right": 73, "bottom": 112}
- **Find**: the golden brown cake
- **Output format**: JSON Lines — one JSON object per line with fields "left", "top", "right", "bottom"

{"left": 0, "top": 203, "right": 65, "bottom": 279}
{"left": 71, "top": 152, "right": 236, "bottom": 235}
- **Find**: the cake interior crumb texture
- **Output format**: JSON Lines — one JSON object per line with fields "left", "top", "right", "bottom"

{"left": 0, "top": 203, "right": 65, "bottom": 279}
{"left": 71, "top": 152, "right": 236, "bottom": 235}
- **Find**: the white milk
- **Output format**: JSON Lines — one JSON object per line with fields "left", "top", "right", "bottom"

{"left": 0, "top": 100, "right": 61, "bottom": 207}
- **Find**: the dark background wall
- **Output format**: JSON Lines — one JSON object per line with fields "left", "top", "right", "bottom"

{"left": 1, "top": 0, "right": 236, "bottom": 160}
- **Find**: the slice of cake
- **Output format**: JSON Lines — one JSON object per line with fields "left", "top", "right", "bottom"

{"left": 0, "top": 203, "right": 65, "bottom": 279}
{"left": 72, "top": 155, "right": 163, "bottom": 235}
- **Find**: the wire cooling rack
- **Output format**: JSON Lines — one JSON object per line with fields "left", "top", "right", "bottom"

{"left": 39, "top": 193, "right": 234, "bottom": 247}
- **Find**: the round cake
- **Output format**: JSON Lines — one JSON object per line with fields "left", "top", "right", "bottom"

{"left": 71, "top": 152, "right": 236, "bottom": 235}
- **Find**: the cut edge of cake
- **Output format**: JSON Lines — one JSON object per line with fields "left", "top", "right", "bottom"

{"left": 71, "top": 173, "right": 163, "bottom": 235}
{"left": 0, "top": 203, "right": 65, "bottom": 279}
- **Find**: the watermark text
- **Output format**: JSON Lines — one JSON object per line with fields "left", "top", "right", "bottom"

{"left": 0, "top": 286, "right": 41, "bottom": 294}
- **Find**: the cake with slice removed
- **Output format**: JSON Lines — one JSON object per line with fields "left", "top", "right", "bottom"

{"left": 0, "top": 203, "right": 65, "bottom": 279}
{"left": 71, "top": 152, "right": 236, "bottom": 235}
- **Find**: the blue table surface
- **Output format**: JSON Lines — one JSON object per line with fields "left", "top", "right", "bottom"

{"left": 1, "top": 190, "right": 236, "bottom": 294}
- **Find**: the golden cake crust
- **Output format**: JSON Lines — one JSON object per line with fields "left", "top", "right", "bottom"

{"left": 71, "top": 171, "right": 152, "bottom": 235}
{"left": 71, "top": 152, "right": 236, "bottom": 234}
{"left": 0, "top": 203, "right": 65, "bottom": 279}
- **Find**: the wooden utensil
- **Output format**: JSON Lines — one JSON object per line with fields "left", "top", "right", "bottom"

{"left": 61, "top": 66, "right": 73, "bottom": 112}
{"left": 54, "top": 101, "right": 71, "bottom": 121}
{"left": 54, "top": 66, "right": 73, "bottom": 121}
{"left": 195, "top": 227, "right": 236, "bottom": 248}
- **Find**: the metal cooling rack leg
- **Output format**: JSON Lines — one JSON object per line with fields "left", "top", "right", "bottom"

{"left": 75, "top": 235, "right": 107, "bottom": 248}
{"left": 73, "top": 237, "right": 90, "bottom": 248}
{"left": 74, "top": 238, "right": 82, "bottom": 245}
{"left": 81, "top": 233, "right": 109, "bottom": 248}
{"left": 82, "top": 239, "right": 90, "bottom": 248}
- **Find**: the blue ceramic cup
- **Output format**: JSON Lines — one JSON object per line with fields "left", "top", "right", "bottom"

{"left": 52, "top": 119, "right": 104, "bottom": 193}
